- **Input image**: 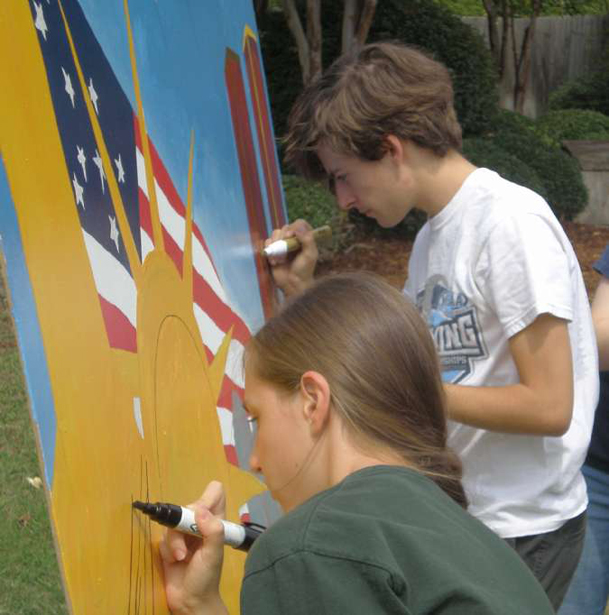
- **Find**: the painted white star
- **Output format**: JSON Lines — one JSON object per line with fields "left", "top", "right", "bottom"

{"left": 87, "top": 78, "right": 99, "bottom": 115}
{"left": 34, "top": 3, "right": 48, "bottom": 41}
{"left": 76, "top": 146, "right": 87, "bottom": 181}
{"left": 109, "top": 215, "right": 120, "bottom": 252}
{"left": 61, "top": 67, "right": 75, "bottom": 107}
{"left": 72, "top": 173, "right": 84, "bottom": 209}
{"left": 114, "top": 153, "right": 125, "bottom": 183}
{"left": 92, "top": 149, "right": 105, "bottom": 193}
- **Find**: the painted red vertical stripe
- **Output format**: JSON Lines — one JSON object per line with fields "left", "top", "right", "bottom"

{"left": 98, "top": 294, "right": 137, "bottom": 352}
{"left": 225, "top": 48, "right": 274, "bottom": 320}
{"left": 244, "top": 33, "right": 286, "bottom": 230}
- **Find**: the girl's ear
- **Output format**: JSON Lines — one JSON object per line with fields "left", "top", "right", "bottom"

{"left": 299, "top": 371, "right": 331, "bottom": 435}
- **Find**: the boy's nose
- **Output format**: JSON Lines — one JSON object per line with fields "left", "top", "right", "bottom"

{"left": 335, "top": 184, "right": 356, "bottom": 211}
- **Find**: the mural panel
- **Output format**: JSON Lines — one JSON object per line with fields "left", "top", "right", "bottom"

{"left": 0, "top": 1, "right": 284, "bottom": 612}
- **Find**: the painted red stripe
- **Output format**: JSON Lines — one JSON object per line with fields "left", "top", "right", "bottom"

{"left": 224, "top": 445, "right": 238, "bottom": 466}
{"left": 192, "top": 268, "right": 250, "bottom": 345}
{"left": 225, "top": 49, "right": 275, "bottom": 320}
{"left": 147, "top": 140, "right": 186, "bottom": 218}
{"left": 244, "top": 35, "right": 286, "bottom": 229}
{"left": 162, "top": 227, "right": 183, "bottom": 275}
{"left": 138, "top": 187, "right": 153, "bottom": 241}
{"left": 98, "top": 294, "right": 137, "bottom": 352}
{"left": 217, "top": 376, "right": 243, "bottom": 410}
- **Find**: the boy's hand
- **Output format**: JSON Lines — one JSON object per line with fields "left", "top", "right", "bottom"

{"left": 265, "top": 219, "right": 318, "bottom": 298}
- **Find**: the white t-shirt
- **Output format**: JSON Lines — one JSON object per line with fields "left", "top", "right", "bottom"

{"left": 404, "top": 168, "right": 599, "bottom": 538}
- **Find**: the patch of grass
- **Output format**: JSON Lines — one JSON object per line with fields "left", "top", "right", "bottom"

{"left": 0, "top": 274, "right": 68, "bottom": 614}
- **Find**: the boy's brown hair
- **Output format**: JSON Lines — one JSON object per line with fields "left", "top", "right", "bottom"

{"left": 284, "top": 41, "right": 462, "bottom": 179}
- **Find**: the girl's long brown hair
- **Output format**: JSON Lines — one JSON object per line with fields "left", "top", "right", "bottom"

{"left": 247, "top": 272, "right": 467, "bottom": 508}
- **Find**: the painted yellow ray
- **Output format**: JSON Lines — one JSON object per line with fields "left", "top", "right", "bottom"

{"left": 183, "top": 131, "right": 195, "bottom": 303}
{"left": 123, "top": 0, "right": 164, "bottom": 251}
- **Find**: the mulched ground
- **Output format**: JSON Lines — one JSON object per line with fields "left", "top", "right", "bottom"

{"left": 318, "top": 221, "right": 609, "bottom": 299}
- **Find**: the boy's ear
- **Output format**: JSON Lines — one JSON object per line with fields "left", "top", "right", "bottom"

{"left": 299, "top": 371, "right": 331, "bottom": 435}
{"left": 384, "top": 134, "right": 406, "bottom": 162}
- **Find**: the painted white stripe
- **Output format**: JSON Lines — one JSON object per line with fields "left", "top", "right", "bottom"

{"left": 135, "top": 149, "right": 149, "bottom": 199}
{"left": 193, "top": 306, "right": 246, "bottom": 387}
{"left": 192, "top": 233, "right": 227, "bottom": 302}
{"left": 82, "top": 229, "right": 137, "bottom": 326}
{"left": 133, "top": 397, "right": 144, "bottom": 439}
{"left": 217, "top": 406, "right": 235, "bottom": 446}
{"left": 140, "top": 229, "right": 154, "bottom": 262}
{"left": 225, "top": 340, "right": 245, "bottom": 388}
{"left": 193, "top": 303, "right": 245, "bottom": 387}
{"left": 156, "top": 179, "right": 185, "bottom": 249}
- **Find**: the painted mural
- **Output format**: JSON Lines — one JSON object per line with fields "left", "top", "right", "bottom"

{"left": 0, "top": 1, "right": 285, "bottom": 612}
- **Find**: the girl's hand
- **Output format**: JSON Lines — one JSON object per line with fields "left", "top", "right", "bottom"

{"left": 158, "top": 481, "right": 229, "bottom": 615}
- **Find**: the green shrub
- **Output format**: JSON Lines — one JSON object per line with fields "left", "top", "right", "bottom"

{"left": 492, "top": 108, "right": 559, "bottom": 148}
{"left": 536, "top": 109, "right": 609, "bottom": 142}
{"left": 549, "top": 67, "right": 609, "bottom": 116}
{"left": 491, "top": 129, "right": 588, "bottom": 219}
{"left": 283, "top": 174, "right": 338, "bottom": 227}
{"left": 462, "top": 138, "right": 549, "bottom": 201}
{"left": 259, "top": 0, "right": 500, "bottom": 163}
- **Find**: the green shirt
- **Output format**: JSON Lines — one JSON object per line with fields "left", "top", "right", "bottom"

{"left": 241, "top": 466, "right": 554, "bottom": 614}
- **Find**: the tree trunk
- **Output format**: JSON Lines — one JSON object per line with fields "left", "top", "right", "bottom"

{"left": 342, "top": 0, "right": 358, "bottom": 54}
{"left": 306, "top": 0, "right": 323, "bottom": 84}
{"left": 513, "top": 0, "right": 542, "bottom": 113}
{"left": 281, "top": 0, "right": 311, "bottom": 84}
{"left": 482, "top": 0, "right": 501, "bottom": 75}
{"left": 355, "top": 0, "right": 377, "bottom": 48}
{"left": 342, "top": 0, "right": 377, "bottom": 55}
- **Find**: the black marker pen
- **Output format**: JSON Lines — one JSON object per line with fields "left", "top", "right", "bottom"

{"left": 132, "top": 501, "right": 263, "bottom": 552}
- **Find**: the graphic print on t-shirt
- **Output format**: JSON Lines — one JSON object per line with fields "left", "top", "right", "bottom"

{"left": 416, "top": 275, "right": 487, "bottom": 384}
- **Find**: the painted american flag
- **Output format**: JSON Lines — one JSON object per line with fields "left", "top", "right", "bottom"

{"left": 30, "top": 0, "right": 250, "bottom": 464}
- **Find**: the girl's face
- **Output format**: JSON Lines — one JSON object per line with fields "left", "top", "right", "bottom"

{"left": 243, "top": 363, "right": 320, "bottom": 512}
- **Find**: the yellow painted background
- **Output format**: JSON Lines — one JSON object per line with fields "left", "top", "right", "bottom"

{"left": 0, "top": 1, "right": 266, "bottom": 612}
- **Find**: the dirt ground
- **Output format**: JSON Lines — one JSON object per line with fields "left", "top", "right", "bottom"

{"left": 318, "top": 220, "right": 609, "bottom": 300}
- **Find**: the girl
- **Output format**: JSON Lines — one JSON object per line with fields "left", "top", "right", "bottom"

{"left": 159, "top": 273, "right": 553, "bottom": 614}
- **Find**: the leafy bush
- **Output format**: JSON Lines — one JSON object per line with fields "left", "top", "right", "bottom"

{"left": 490, "top": 127, "right": 588, "bottom": 219}
{"left": 462, "top": 138, "right": 549, "bottom": 201}
{"left": 492, "top": 108, "right": 558, "bottom": 147}
{"left": 536, "top": 109, "right": 609, "bottom": 142}
{"left": 259, "top": 0, "right": 500, "bottom": 162}
{"left": 549, "top": 67, "right": 609, "bottom": 116}
{"left": 282, "top": 174, "right": 338, "bottom": 228}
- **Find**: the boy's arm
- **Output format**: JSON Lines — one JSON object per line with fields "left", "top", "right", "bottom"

{"left": 591, "top": 275, "right": 609, "bottom": 371}
{"left": 444, "top": 313, "right": 573, "bottom": 436}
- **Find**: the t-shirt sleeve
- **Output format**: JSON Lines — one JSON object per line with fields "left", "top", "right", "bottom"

{"left": 593, "top": 244, "right": 609, "bottom": 278}
{"left": 477, "top": 212, "right": 573, "bottom": 339}
{"left": 241, "top": 550, "right": 412, "bottom": 615}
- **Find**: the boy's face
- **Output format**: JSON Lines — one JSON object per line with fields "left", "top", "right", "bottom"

{"left": 316, "top": 141, "right": 416, "bottom": 228}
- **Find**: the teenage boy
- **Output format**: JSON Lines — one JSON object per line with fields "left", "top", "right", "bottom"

{"left": 267, "top": 41, "right": 598, "bottom": 610}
